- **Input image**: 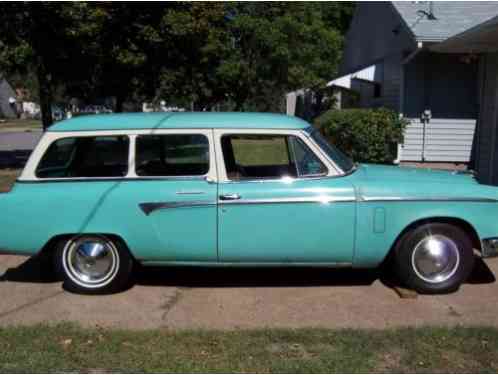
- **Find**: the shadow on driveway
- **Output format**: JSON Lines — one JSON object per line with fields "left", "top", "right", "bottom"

{"left": 135, "top": 265, "right": 380, "bottom": 288}
{"left": 1, "top": 254, "right": 495, "bottom": 291}
{"left": 0, "top": 254, "right": 57, "bottom": 283}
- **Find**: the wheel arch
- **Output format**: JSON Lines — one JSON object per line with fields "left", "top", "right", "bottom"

{"left": 382, "top": 216, "right": 481, "bottom": 265}
{"left": 38, "top": 232, "right": 135, "bottom": 259}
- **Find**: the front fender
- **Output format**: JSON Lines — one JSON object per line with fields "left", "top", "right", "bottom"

{"left": 353, "top": 201, "right": 498, "bottom": 267}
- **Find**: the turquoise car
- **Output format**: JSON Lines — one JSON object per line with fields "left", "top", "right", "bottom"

{"left": 1, "top": 112, "right": 497, "bottom": 294}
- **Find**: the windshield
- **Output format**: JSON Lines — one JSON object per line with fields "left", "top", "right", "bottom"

{"left": 307, "top": 128, "right": 355, "bottom": 173}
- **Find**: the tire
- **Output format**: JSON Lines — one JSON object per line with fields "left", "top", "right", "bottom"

{"left": 54, "top": 234, "right": 133, "bottom": 294}
{"left": 394, "top": 223, "right": 475, "bottom": 294}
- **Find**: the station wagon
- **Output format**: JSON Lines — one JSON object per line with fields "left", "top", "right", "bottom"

{"left": 1, "top": 112, "right": 498, "bottom": 294}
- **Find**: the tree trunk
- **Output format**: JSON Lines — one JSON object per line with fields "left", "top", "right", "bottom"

{"left": 37, "top": 61, "right": 53, "bottom": 131}
{"left": 115, "top": 94, "right": 124, "bottom": 113}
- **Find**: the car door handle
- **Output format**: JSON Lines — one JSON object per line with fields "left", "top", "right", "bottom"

{"left": 219, "top": 193, "right": 241, "bottom": 201}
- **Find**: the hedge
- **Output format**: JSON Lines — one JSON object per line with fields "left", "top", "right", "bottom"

{"left": 314, "top": 108, "right": 408, "bottom": 164}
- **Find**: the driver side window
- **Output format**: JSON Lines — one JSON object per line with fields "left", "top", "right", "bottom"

{"left": 221, "top": 134, "right": 327, "bottom": 181}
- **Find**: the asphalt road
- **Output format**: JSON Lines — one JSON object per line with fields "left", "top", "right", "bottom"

{"left": 0, "top": 131, "right": 42, "bottom": 168}
{"left": 0, "top": 131, "right": 42, "bottom": 151}
{"left": 0, "top": 254, "right": 498, "bottom": 330}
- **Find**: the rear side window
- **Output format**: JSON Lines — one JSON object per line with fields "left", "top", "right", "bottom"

{"left": 135, "top": 134, "right": 209, "bottom": 177}
{"left": 36, "top": 136, "right": 129, "bottom": 178}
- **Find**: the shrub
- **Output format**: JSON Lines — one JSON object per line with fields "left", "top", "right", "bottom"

{"left": 314, "top": 108, "right": 408, "bottom": 164}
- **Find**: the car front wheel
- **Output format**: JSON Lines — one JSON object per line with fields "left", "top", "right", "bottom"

{"left": 55, "top": 235, "right": 133, "bottom": 294}
{"left": 394, "top": 223, "right": 475, "bottom": 294}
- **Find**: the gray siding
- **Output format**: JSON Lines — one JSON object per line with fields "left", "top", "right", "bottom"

{"left": 350, "top": 80, "right": 376, "bottom": 108}
{"left": 340, "top": 3, "right": 482, "bottom": 163}
{"left": 340, "top": 3, "right": 415, "bottom": 75}
{"left": 403, "top": 52, "right": 478, "bottom": 119}
{"left": 347, "top": 54, "right": 403, "bottom": 111}
{"left": 378, "top": 53, "right": 402, "bottom": 111}
{"left": 402, "top": 118, "right": 476, "bottom": 162}
{"left": 339, "top": 3, "right": 413, "bottom": 123}
{"left": 401, "top": 51, "right": 478, "bottom": 162}
{"left": 476, "top": 53, "right": 498, "bottom": 184}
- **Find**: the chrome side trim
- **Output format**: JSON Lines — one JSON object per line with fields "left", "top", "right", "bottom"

{"left": 176, "top": 191, "right": 205, "bottom": 195}
{"left": 138, "top": 195, "right": 493, "bottom": 215}
{"left": 218, "top": 196, "right": 356, "bottom": 205}
{"left": 140, "top": 260, "right": 353, "bottom": 268}
{"left": 139, "top": 200, "right": 216, "bottom": 215}
{"left": 359, "top": 196, "right": 498, "bottom": 203}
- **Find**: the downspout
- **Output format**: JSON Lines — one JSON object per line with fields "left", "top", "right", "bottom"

{"left": 402, "top": 42, "right": 424, "bottom": 65}
{"left": 393, "top": 42, "right": 424, "bottom": 164}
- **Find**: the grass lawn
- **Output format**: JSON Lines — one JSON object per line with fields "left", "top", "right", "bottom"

{"left": 0, "top": 325, "right": 497, "bottom": 373}
{"left": 0, "top": 118, "right": 42, "bottom": 131}
{"left": 0, "top": 169, "right": 20, "bottom": 192}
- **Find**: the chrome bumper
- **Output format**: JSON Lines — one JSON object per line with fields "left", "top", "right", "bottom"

{"left": 482, "top": 238, "right": 498, "bottom": 258}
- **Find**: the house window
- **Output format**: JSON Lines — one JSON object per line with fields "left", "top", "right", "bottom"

{"left": 135, "top": 134, "right": 209, "bottom": 177}
{"left": 36, "top": 136, "right": 129, "bottom": 178}
{"left": 221, "top": 134, "right": 327, "bottom": 181}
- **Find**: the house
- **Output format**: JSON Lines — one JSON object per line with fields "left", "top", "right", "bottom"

{"left": 431, "top": 15, "right": 498, "bottom": 184}
{"left": 0, "top": 75, "right": 17, "bottom": 119}
{"left": 316, "top": 2, "right": 498, "bottom": 167}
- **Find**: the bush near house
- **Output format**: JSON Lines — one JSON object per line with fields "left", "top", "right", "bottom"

{"left": 314, "top": 108, "right": 408, "bottom": 164}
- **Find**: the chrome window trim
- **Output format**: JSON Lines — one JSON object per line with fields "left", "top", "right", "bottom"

{"left": 219, "top": 174, "right": 335, "bottom": 185}
{"left": 20, "top": 128, "right": 218, "bottom": 183}
{"left": 220, "top": 132, "right": 329, "bottom": 182}
{"left": 213, "top": 128, "right": 339, "bottom": 183}
{"left": 34, "top": 134, "right": 131, "bottom": 180}
{"left": 16, "top": 175, "right": 211, "bottom": 184}
{"left": 134, "top": 133, "right": 211, "bottom": 178}
{"left": 302, "top": 126, "right": 347, "bottom": 176}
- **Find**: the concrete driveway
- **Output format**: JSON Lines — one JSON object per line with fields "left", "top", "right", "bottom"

{"left": 0, "top": 254, "right": 497, "bottom": 330}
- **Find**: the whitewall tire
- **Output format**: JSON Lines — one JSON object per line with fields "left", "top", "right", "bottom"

{"left": 55, "top": 235, "right": 133, "bottom": 294}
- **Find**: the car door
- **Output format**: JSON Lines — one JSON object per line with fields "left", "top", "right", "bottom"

{"left": 215, "top": 129, "right": 356, "bottom": 264}
{"left": 125, "top": 129, "right": 218, "bottom": 262}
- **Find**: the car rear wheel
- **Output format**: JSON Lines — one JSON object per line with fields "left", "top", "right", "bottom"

{"left": 394, "top": 223, "right": 475, "bottom": 294}
{"left": 55, "top": 235, "right": 133, "bottom": 294}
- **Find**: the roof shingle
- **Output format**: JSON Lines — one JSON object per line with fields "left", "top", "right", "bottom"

{"left": 392, "top": 1, "right": 498, "bottom": 42}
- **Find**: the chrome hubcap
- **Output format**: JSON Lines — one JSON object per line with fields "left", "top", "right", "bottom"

{"left": 411, "top": 234, "right": 460, "bottom": 284}
{"left": 63, "top": 236, "right": 119, "bottom": 288}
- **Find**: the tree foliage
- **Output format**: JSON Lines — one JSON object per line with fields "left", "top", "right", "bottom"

{"left": 0, "top": 2, "right": 355, "bottom": 128}
{"left": 0, "top": 2, "right": 106, "bottom": 127}
{"left": 157, "top": 2, "right": 352, "bottom": 111}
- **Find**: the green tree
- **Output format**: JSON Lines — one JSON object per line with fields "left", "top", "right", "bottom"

{"left": 0, "top": 2, "right": 355, "bottom": 125}
{"left": 156, "top": 2, "right": 230, "bottom": 110}
{"left": 156, "top": 2, "right": 353, "bottom": 112}
{"left": 0, "top": 2, "right": 105, "bottom": 129}
{"left": 87, "top": 3, "right": 172, "bottom": 112}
